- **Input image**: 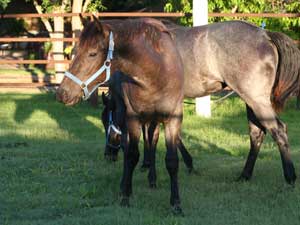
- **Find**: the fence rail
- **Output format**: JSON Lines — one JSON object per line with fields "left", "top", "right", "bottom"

{"left": 0, "top": 37, "right": 78, "bottom": 42}
{"left": 1, "top": 12, "right": 300, "bottom": 81}
{"left": 1, "top": 12, "right": 185, "bottom": 18}
{"left": 209, "top": 12, "right": 300, "bottom": 18}
{"left": 1, "top": 12, "right": 300, "bottom": 19}
{"left": 0, "top": 60, "right": 71, "bottom": 64}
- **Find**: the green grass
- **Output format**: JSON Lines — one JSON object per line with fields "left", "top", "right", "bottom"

{"left": 0, "top": 67, "right": 54, "bottom": 76}
{"left": 1, "top": 93, "right": 300, "bottom": 225}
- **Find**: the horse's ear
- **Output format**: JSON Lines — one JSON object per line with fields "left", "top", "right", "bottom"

{"left": 79, "top": 13, "right": 88, "bottom": 27}
{"left": 102, "top": 92, "right": 108, "bottom": 105}
{"left": 93, "top": 15, "right": 110, "bottom": 38}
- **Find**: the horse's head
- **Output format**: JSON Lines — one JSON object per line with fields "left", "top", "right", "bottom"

{"left": 101, "top": 92, "right": 122, "bottom": 161}
{"left": 57, "top": 17, "right": 112, "bottom": 105}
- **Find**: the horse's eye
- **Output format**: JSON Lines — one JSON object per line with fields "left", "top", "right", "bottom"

{"left": 89, "top": 52, "right": 97, "bottom": 57}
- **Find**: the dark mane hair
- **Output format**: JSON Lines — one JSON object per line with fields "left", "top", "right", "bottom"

{"left": 78, "top": 18, "right": 171, "bottom": 52}
{"left": 78, "top": 21, "right": 103, "bottom": 50}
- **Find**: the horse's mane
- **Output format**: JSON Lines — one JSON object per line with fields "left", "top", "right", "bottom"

{"left": 79, "top": 18, "right": 171, "bottom": 51}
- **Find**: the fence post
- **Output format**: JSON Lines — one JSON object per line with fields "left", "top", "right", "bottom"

{"left": 193, "top": 0, "right": 211, "bottom": 117}
{"left": 53, "top": 13, "right": 65, "bottom": 83}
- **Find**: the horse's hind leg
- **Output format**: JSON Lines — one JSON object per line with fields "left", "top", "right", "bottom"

{"left": 239, "top": 105, "right": 266, "bottom": 181}
{"left": 177, "top": 135, "right": 193, "bottom": 173}
{"left": 246, "top": 101, "right": 296, "bottom": 184}
{"left": 120, "top": 119, "right": 141, "bottom": 206}
{"left": 164, "top": 113, "right": 183, "bottom": 215}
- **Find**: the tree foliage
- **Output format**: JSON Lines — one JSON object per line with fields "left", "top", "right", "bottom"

{"left": 164, "top": 0, "right": 192, "bottom": 25}
{"left": 0, "top": 0, "right": 11, "bottom": 12}
{"left": 164, "top": 0, "right": 300, "bottom": 38}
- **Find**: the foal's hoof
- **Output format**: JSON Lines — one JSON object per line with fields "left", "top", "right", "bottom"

{"left": 140, "top": 164, "right": 150, "bottom": 172}
{"left": 149, "top": 182, "right": 157, "bottom": 189}
{"left": 104, "top": 154, "right": 114, "bottom": 162}
{"left": 171, "top": 204, "right": 184, "bottom": 216}
{"left": 120, "top": 197, "right": 130, "bottom": 207}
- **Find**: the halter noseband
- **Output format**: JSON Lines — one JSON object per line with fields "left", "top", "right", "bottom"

{"left": 64, "top": 32, "right": 114, "bottom": 100}
{"left": 106, "top": 111, "right": 122, "bottom": 149}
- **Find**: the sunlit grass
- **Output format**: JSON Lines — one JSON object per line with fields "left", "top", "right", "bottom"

{"left": 0, "top": 93, "right": 300, "bottom": 225}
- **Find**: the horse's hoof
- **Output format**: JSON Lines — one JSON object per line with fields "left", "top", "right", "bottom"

{"left": 236, "top": 174, "right": 251, "bottom": 182}
{"left": 171, "top": 204, "right": 184, "bottom": 216}
{"left": 149, "top": 182, "right": 157, "bottom": 189}
{"left": 285, "top": 173, "right": 296, "bottom": 186}
{"left": 284, "top": 163, "right": 296, "bottom": 185}
{"left": 187, "top": 167, "right": 194, "bottom": 174}
{"left": 120, "top": 197, "right": 130, "bottom": 207}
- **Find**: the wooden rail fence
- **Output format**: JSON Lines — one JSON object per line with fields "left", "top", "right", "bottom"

{"left": 0, "top": 12, "right": 300, "bottom": 90}
{"left": 1, "top": 12, "right": 300, "bottom": 65}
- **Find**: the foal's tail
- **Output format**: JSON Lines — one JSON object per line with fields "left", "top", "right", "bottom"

{"left": 268, "top": 31, "right": 300, "bottom": 112}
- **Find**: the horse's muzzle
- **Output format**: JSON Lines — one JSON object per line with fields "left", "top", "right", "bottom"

{"left": 56, "top": 87, "right": 81, "bottom": 106}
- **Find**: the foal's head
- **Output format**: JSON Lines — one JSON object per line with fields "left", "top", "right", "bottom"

{"left": 57, "top": 18, "right": 112, "bottom": 105}
{"left": 101, "top": 92, "right": 122, "bottom": 161}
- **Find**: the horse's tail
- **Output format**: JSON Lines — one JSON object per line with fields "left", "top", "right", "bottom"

{"left": 267, "top": 31, "right": 300, "bottom": 112}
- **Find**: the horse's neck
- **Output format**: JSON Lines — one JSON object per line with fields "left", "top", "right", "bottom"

{"left": 112, "top": 35, "right": 159, "bottom": 86}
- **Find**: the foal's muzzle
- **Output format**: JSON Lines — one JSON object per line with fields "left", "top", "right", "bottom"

{"left": 106, "top": 111, "right": 122, "bottom": 150}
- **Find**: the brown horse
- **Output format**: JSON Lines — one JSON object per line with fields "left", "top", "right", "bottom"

{"left": 101, "top": 76, "right": 194, "bottom": 189}
{"left": 57, "top": 18, "right": 185, "bottom": 214}
{"left": 143, "top": 19, "right": 299, "bottom": 184}
{"left": 104, "top": 19, "right": 299, "bottom": 185}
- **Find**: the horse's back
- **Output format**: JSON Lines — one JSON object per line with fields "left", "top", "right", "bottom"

{"left": 175, "top": 21, "right": 278, "bottom": 98}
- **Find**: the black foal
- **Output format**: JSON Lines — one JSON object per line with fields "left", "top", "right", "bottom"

{"left": 101, "top": 89, "right": 193, "bottom": 188}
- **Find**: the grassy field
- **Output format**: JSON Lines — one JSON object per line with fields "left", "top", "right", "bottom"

{"left": 1, "top": 93, "right": 300, "bottom": 225}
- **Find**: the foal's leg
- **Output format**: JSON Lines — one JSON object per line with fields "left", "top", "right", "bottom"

{"left": 248, "top": 101, "right": 296, "bottom": 184}
{"left": 120, "top": 119, "right": 141, "bottom": 206}
{"left": 164, "top": 115, "right": 183, "bottom": 215}
{"left": 239, "top": 105, "right": 266, "bottom": 181}
{"left": 147, "top": 122, "right": 160, "bottom": 188}
{"left": 141, "top": 123, "right": 151, "bottom": 170}
{"left": 177, "top": 135, "right": 193, "bottom": 173}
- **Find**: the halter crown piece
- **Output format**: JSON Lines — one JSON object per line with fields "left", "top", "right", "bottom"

{"left": 64, "top": 32, "right": 114, "bottom": 100}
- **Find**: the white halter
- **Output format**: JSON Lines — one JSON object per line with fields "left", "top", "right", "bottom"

{"left": 64, "top": 32, "right": 114, "bottom": 100}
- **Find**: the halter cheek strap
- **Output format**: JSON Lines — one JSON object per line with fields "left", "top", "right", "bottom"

{"left": 64, "top": 32, "right": 114, "bottom": 100}
{"left": 108, "top": 111, "right": 122, "bottom": 135}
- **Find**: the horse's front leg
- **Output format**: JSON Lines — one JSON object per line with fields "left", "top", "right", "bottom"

{"left": 164, "top": 114, "right": 183, "bottom": 215}
{"left": 120, "top": 119, "right": 141, "bottom": 207}
{"left": 147, "top": 121, "right": 160, "bottom": 188}
{"left": 141, "top": 123, "right": 151, "bottom": 171}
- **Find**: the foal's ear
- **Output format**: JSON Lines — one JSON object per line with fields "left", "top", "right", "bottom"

{"left": 102, "top": 92, "right": 108, "bottom": 105}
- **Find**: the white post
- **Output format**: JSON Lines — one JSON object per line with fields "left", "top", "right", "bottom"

{"left": 193, "top": 0, "right": 211, "bottom": 117}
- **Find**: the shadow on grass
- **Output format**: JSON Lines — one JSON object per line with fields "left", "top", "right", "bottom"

{"left": 182, "top": 94, "right": 300, "bottom": 159}
{"left": 12, "top": 93, "right": 103, "bottom": 141}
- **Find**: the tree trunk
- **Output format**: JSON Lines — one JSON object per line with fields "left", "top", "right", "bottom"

{"left": 72, "top": 0, "right": 83, "bottom": 42}
{"left": 53, "top": 10, "right": 65, "bottom": 83}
